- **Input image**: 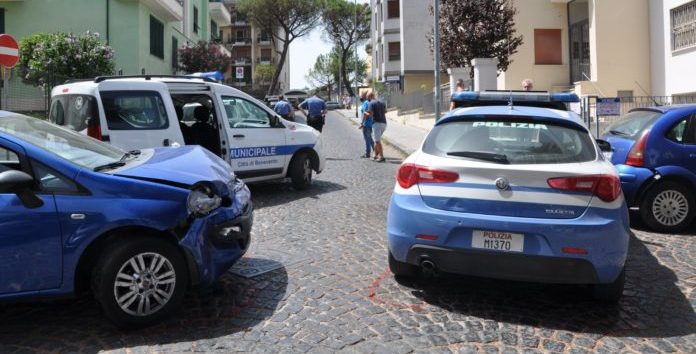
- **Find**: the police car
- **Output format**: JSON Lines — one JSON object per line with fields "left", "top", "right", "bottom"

{"left": 49, "top": 76, "right": 325, "bottom": 190}
{"left": 387, "top": 91, "right": 630, "bottom": 302}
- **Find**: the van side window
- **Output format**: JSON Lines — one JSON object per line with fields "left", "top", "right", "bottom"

{"left": 49, "top": 95, "right": 98, "bottom": 132}
{"left": 100, "top": 91, "right": 169, "bottom": 130}
{"left": 221, "top": 96, "right": 271, "bottom": 128}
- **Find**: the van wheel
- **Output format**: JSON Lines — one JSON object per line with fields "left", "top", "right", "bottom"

{"left": 289, "top": 152, "right": 312, "bottom": 190}
{"left": 91, "top": 237, "right": 188, "bottom": 329}
{"left": 640, "top": 181, "right": 695, "bottom": 233}
{"left": 389, "top": 251, "right": 419, "bottom": 278}
{"left": 592, "top": 268, "right": 625, "bottom": 304}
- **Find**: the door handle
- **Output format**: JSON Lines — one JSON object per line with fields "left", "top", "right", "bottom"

{"left": 233, "top": 134, "right": 245, "bottom": 138}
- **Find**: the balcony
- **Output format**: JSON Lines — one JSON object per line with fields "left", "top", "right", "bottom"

{"left": 256, "top": 57, "right": 274, "bottom": 65}
{"left": 139, "top": 0, "right": 183, "bottom": 21}
{"left": 209, "top": 1, "right": 232, "bottom": 26}
{"left": 233, "top": 57, "right": 252, "bottom": 65}
{"left": 232, "top": 15, "right": 248, "bottom": 26}
{"left": 257, "top": 36, "right": 272, "bottom": 46}
{"left": 231, "top": 37, "right": 251, "bottom": 46}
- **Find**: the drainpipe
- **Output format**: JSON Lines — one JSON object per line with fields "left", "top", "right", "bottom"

{"left": 106, "top": 0, "right": 110, "bottom": 44}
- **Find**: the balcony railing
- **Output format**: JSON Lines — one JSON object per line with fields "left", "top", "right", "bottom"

{"left": 257, "top": 36, "right": 272, "bottom": 45}
{"left": 233, "top": 57, "right": 252, "bottom": 65}
{"left": 256, "top": 57, "right": 274, "bottom": 65}
{"left": 231, "top": 37, "right": 251, "bottom": 46}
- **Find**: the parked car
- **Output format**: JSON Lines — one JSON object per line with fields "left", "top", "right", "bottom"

{"left": 326, "top": 101, "right": 342, "bottom": 110}
{"left": 388, "top": 91, "right": 630, "bottom": 302}
{"left": 50, "top": 76, "right": 325, "bottom": 190}
{"left": 0, "top": 111, "right": 253, "bottom": 328}
{"left": 602, "top": 105, "right": 696, "bottom": 232}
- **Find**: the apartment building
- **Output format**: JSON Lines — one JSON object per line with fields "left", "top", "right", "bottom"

{"left": 370, "top": 0, "right": 437, "bottom": 95}
{"left": 218, "top": 0, "right": 290, "bottom": 94}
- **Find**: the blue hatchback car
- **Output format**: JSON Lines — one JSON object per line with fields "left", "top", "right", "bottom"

{"left": 0, "top": 111, "right": 252, "bottom": 328}
{"left": 602, "top": 105, "right": 696, "bottom": 233}
{"left": 388, "top": 92, "right": 630, "bottom": 302}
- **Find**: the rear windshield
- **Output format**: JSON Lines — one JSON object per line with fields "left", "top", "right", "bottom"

{"left": 605, "top": 110, "right": 661, "bottom": 139}
{"left": 100, "top": 91, "right": 169, "bottom": 130}
{"left": 423, "top": 118, "right": 596, "bottom": 164}
{"left": 49, "top": 94, "right": 99, "bottom": 132}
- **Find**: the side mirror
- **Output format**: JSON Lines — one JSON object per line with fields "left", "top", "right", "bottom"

{"left": 0, "top": 170, "right": 43, "bottom": 209}
{"left": 270, "top": 115, "right": 280, "bottom": 127}
{"left": 596, "top": 139, "right": 612, "bottom": 153}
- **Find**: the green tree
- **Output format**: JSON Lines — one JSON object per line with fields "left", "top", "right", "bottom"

{"left": 305, "top": 54, "right": 336, "bottom": 100}
{"left": 178, "top": 41, "right": 230, "bottom": 73}
{"left": 432, "top": 0, "right": 523, "bottom": 79}
{"left": 239, "top": 0, "right": 323, "bottom": 95}
{"left": 18, "top": 31, "right": 115, "bottom": 87}
{"left": 254, "top": 63, "right": 275, "bottom": 85}
{"left": 327, "top": 47, "right": 367, "bottom": 92}
{"left": 322, "top": 0, "right": 370, "bottom": 97}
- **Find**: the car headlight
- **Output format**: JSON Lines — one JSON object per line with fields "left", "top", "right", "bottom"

{"left": 187, "top": 184, "right": 222, "bottom": 216}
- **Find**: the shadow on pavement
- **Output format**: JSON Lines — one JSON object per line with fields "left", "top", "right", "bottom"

{"left": 399, "top": 234, "right": 695, "bottom": 338}
{"left": 628, "top": 209, "right": 696, "bottom": 235}
{"left": 0, "top": 267, "right": 288, "bottom": 352}
{"left": 249, "top": 180, "right": 347, "bottom": 210}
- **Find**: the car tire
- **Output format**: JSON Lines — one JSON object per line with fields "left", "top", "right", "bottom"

{"left": 592, "top": 268, "right": 625, "bottom": 304}
{"left": 388, "top": 251, "right": 419, "bottom": 278}
{"left": 640, "top": 181, "right": 695, "bottom": 233}
{"left": 91, "top": 236, "right": 189, "bottom": 329}
{"left": 289, "top": 152, "right": 312, "bottom": 190}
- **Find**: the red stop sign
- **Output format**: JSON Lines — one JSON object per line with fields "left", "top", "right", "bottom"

{"left": 0, "top": 34, "right": 20, "bottom": 68}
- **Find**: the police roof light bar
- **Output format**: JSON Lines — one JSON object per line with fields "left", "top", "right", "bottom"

{"left": 451, "top": 91, "right": 580, "bottom": 103}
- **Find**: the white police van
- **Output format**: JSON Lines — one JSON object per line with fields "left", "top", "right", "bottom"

{"left": 49, "top": 75, "right": 325, "bottom": 189}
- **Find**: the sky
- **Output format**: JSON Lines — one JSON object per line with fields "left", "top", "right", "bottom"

{"left": 289, "top": 0, "right": 370, "bottom": 90}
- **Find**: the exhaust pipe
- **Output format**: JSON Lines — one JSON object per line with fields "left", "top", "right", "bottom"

{"left": 420, "top": 259, "right": 436, "bottom": 277}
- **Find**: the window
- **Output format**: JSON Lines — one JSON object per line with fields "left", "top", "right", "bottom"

{"left": 211, "top": 21, "right": 218, "bottom": 40}
{"left": 388, "top": 42, "right": 400, "bottom": 61}
{"left": 100, "top": 91, "right": 169, "bottom": 130}
{"left": 671, "top": 1, "right": 696, "bottom": 51}
{"left": 150, "top": 16, "right": 164, "bottom": 59}
{"left": 171, "top": 37, "right": 179, "bottom": 70}
{"left": 666, "top": 119, "right": 688, "bottom": 143}
{"left": 387, "top": 0, "right": 399, "bottom": 18}
{"left": 221, "top": 96, "right": 272, "bottom": 128}
{"left": 31, "top": 161, "right": 78, "bottom": 194}
{"left": 193, "top": 6, "right": 199, "bottom": 34}
{"left": 49, "top": 94, "right": 99, "bottom": 132}
{"left": 534, "top": 29, "right": 562, "bottom": 65}
{"left": 0, "top": 8, "right": 5, "bottom": 34}
{"left": 0, "top": 146, "right": 19, "bottom": 171}
{"left": 605, "top": 110, "right": 662, "bottom": 140}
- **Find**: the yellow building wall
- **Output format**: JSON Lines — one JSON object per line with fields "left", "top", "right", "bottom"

{"left": 499, "top": 0, "right": 570, "bottom": 92}
{"left": 403, "top": 74, "right": 436, "bottom": 95}
{"left": 587, "top": 0, "right": 652, "bottom": 97}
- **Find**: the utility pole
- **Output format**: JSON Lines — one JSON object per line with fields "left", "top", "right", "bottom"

{"left": 354, "top": 0, "right": 359, "bottom": 118}
{"left": 433, "top": 0, "right": 441, "bottom": 120}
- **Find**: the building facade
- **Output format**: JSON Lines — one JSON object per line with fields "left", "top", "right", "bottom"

{"left": 369, "top": 0, "right": 437, "bottom": 95}
{"left": 219, "top": 0, "right": 290, "bottom": 94}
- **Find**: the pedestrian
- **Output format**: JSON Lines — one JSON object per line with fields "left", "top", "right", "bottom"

{"left": 299, "top": 92, "right": 327, "bottom": 132}
{"left": 364, "top": 92, "right": 387, "bottom": 162}
{"left": 273, "top": 95, "right": 294, "bottom": 121}
{"left": 357, "top": 92, "right": 374, "bottom": 158}
{"left": 449, "top": 78, "right": 467, "bottom": 111}
{"left": 522, "top": 78, "right": 534, "bottom": 91}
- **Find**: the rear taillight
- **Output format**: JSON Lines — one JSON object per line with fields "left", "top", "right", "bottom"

{"left": 626, "top": 130, "right": 649, "bottom": 167}
{"left": 87, "top": 117, "right": 102, "bottom": 141}
{"left": 547, "top": 174, "right": 621, "bottom": 202}
{"left": 397, "top": 163, "right": 459, "bottom": 189}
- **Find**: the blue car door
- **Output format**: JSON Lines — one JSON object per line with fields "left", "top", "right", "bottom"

{"left": 0, "top": 140, "right": 62, "bottom": 294}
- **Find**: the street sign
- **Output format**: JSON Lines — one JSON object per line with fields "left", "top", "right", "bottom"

{"left": 235, "top": 66, "right": 244, "bottom": 79}
{"left": 0, "top": 34, "right": 20, "bottom": 68}
{"left": 596, "top": 97, "right": 621, "bottom": 116}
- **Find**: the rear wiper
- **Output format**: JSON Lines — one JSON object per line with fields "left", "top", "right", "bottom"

{"left": 93, "top": 161, "right": 126, "bottom": 172}
{"left": 447, "top": 151, "right": 509, "bottom": 164}
{"left": 609, "top": 130, "right": 631, "bottom": 137}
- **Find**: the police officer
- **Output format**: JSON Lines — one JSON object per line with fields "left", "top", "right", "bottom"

{"left": 299, "top": 93, "right": 327, "bottom": 132}
{"left": 273, "top": 95, "right": 294, "bottom": 121}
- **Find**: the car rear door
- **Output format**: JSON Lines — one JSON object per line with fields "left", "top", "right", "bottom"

{"left": 96, "top": 80, "right": 184, "bottom": 150}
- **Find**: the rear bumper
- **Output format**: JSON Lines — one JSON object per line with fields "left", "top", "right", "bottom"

{"left": 388, "top": 192, "right": 630, "bottom": 284}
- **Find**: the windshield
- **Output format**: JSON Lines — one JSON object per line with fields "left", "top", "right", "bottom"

{"left": 0, "top": 114, "right": 124, "bottom": 169}
{"left": 423, "top": 117, "right": 596, "bottom": 164}
{"left": 604, "top": 110, "right": 661, "bottom": 139}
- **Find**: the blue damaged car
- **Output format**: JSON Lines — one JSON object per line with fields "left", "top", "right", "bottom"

{"left": 0, "top": 111, "right": 252, "bottom": 328}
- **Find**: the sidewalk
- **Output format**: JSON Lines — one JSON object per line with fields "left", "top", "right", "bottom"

{"left": 335, "top": 109, "right": 429, "bottom": 156}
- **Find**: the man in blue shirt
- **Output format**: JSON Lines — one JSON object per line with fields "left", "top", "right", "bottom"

{"left": 365, "top": 92, "right": 387, "bottom": 162}
{"left": 273, "top": 95, "right": 294, "bottom": 121}
{"left": 358, "top": 92, "right": 374, "bottom": 158}
{"left": 299, "top": 93, "right": 327, "bottom": 132}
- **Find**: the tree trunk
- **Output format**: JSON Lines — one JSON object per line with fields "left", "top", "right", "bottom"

{"left": 327, "top": 83, "right": 332, "bottom": 101}
{"left": 268, "top": 34, "right": 290, "bottom": 97}
{"left": 340, "top": 48, "right": 353, "bottom": 97}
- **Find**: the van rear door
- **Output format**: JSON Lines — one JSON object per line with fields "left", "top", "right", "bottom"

{"left": 96, "top": 80, "right": 184, "bottom": 150}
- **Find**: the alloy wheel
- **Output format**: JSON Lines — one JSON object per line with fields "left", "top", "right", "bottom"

{"left": 113, "top": 252, "right": 177, "bottom": 317}
{"left": 652, "top": 189, "right": 689, "bottom": 227}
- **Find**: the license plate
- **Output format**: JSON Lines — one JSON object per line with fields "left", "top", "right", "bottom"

{"left": 472, "top": 230, "right": 524, "bottom": 252}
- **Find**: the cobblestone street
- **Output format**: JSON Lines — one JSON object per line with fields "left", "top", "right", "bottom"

{"left": 0, "top": 112, "right": 695, "bottom": 353}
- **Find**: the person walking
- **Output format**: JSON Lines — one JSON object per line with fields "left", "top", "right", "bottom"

{"left": 449, "top": 78, "right": 467, "bottom": 111}
{"left": 357, "top": 92, "right": 374, "bottom": 158}
{"left": 299, "top": 93, "right": 327, "bottom": 132}
{"left": 273, "top": 95, "right": 294, "bottom": 121}
{"left": 364, "top": 92, "right": 387, "bottom": 162}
